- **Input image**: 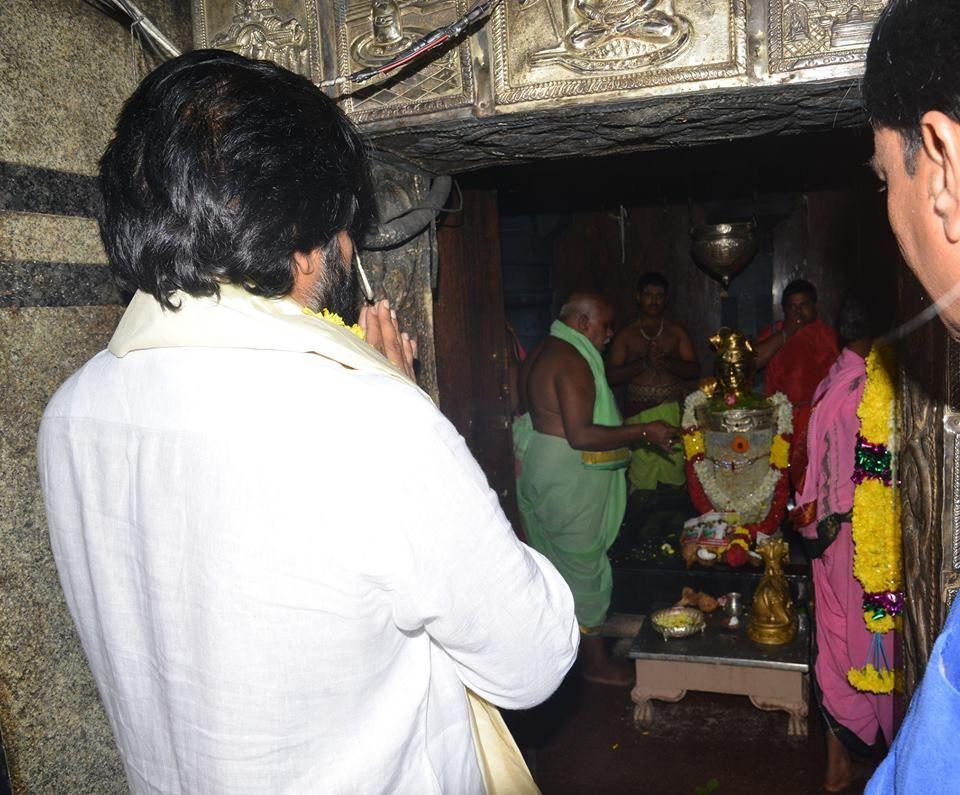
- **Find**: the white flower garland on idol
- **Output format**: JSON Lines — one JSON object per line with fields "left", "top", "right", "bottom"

{"left": 693, "top": 458, "right": 782, "bottom": 522}
{"left": 682, "top": 389, "right": 792, "bottom": 527}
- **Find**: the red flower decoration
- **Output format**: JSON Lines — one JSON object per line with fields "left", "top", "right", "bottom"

{"left": 731, "top": 435, "right": 750, "bottom": 454}
{"left": 724, "top": 392, "right": 737, "bottom": 406}
{"left": 685, "top": 462, "right": 790, "bottom": 543}
{"left": 724, "top": 544, "right": 748, "bottom": 567}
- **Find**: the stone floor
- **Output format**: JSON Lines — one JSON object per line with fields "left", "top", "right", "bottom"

{"left": 505, "top": 651, "right": 881, "bottom": 795}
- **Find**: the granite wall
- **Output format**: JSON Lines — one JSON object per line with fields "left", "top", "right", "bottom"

{"left": 0, "top": 1, "right": 192, "bottom": 790}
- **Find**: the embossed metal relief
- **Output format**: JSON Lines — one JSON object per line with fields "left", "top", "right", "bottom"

{"left": 492, "top": 0, "right": 747, "bottom": 107}
{"left": 899, "top": 358, "right": 943, "bottom": 696}
{"left": 360, "top": 162, "right": 438, "bottom": 400}
{"left": 335, "top": 1, "right": 475, "bottom": 124}
{"left": 193, "top": 0, "right": 320, "bottom": 81}
{"left": 768, "top": 0, "right": 890, "bottom": 74}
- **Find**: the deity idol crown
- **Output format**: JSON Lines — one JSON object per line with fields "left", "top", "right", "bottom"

{"left": 705, "top": 327, "right": 756, "bottom": 398}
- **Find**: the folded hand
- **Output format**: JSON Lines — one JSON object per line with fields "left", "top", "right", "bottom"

{"left": 359, "top": 299, "right": 417, "bottom": 381}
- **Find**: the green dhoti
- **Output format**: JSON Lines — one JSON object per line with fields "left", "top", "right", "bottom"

{"left": 514, "top": 421, "right": 626, "bottom": 628}
{"left": 513, "top": 320, "right": 628, "bottom": 630}
{"left": 626, "top": 401, "right": 686, "bottom": 492}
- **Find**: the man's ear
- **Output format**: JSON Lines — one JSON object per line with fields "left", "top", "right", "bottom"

{"left": 921, "top": 111, "right": 960, "bottom": 244}
{"left": 292, "top": 249, "right": 320, "bottom": 276}
{"left": 289, "top": 247, "right": 324, "bottom": 306}
{"left": 576, "top": 314, "right": 591, "bottom": 333}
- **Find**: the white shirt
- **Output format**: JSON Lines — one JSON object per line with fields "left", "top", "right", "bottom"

{"left": 38, "top": 345, "right": 578, "bottom": 794}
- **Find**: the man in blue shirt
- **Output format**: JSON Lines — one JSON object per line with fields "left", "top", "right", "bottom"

{"left": 863, "top": 1, "right": 960, "bottom": 791}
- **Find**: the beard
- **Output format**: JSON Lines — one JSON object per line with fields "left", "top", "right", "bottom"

{"left": 303, "top": 237, "right": 361, "bottom": 326}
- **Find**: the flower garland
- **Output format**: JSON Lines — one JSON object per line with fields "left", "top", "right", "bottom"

{"left": 302, "top": 307, "right": 365, "bottom": 340}
{"left": 848, "top": 344, "right": 902, "bottom": 694}
{"left": 682, "top": 390, "right": 792, "bottom": 562}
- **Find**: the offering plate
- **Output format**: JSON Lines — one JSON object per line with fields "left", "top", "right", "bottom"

{"left": 651, "top": 606, "right": 706, "bottom": 640}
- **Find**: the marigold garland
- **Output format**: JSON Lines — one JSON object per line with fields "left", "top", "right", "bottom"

{"left": 848, "top": 344, "right": 902, "bottom": 694}
{"left": 848, "top": 664, "right": 896, "bottom": 694}
{"left": 770, "top": 435, "right": 790, "bottom": 470}
{"left": 681, "top": 390, "right": 791, "bottom": 559}
{"left": 301, "top": 307, "right": 365, "bottom": 340}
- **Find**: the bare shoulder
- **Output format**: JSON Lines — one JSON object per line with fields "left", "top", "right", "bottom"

{"left": 610, "top": 322, "right": 644, "bottom": 356}
{"left": 544, "top": 337, "right": 587, "bottom": 367}
{"left": 664, "top": 319, "right": 691, "bottom": 338}
{"left": 614, "top": 321, "right": 644, "bottom": 342}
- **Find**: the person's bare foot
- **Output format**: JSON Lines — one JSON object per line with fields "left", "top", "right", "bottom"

{"left": 579, "top": 634, "right": 634, "bottom": 686}
{"left": 824, "top": 731, "right": 855, "bottom": 792}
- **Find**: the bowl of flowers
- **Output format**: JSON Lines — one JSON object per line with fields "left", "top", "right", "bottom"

{"left": 651, "top": 606, "right": 706, "bottom": 640}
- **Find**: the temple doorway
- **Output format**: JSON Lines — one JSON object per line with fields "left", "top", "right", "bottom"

{"left": 430, "top": 123, "right": 950, "bottom": 790}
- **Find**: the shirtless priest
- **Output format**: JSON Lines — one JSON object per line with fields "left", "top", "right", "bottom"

{"left": 515, "top": 293, "right": 677, "bottom": 685}
{"left": 606, "top": 272, "right": 698, "bottom": 493}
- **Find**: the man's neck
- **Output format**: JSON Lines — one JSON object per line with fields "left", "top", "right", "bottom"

{"left": 848, "top": 338, "right": 872, "bottom": 358}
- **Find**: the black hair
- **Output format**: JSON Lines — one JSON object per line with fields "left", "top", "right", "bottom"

{"left": 863, "top": 0, "right": 960, "bottom": 173}
{"left": 781, "top": 279, "right": 817, "bottom": 307}
{"left": 98, "top": 49, "right": 372, "bottom": 309}
{"left": 837, "top": 293, "right": 871, "bottom": 347}
{"left": 636, "top": 271, "right": 669, "bottom": 293}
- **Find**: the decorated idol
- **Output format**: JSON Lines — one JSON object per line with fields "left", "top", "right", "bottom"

{"left": 680, "top": 328, "right": 792, "bottom": 567}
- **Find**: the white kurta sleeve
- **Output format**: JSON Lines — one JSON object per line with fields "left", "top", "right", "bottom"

{"left": 388, "top": 401, "right": 579, "bottom": 710}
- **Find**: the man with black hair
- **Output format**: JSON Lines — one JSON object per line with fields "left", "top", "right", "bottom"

{"left": 37, "top": 50, "right": 577, "bottom": 793}
{"left": 754, "top": 279, "right": 839, "bottom": 490}
{"left": 606, "top": 272, "right": 696, "bottom": 535}
{"left": 862, "top": 1, "right": 960, "bottom": 791}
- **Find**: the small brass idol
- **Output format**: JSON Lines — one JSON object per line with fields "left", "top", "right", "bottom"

{"left": 706, "top": 327, "right": 756, "bottom": 398}
{"left": 748, "top": 539, "right": 797, "bottom": 646}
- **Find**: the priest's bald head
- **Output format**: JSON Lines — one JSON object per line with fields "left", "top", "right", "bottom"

{"left": 559, "top": 293, "right": 615, "bottom": 351}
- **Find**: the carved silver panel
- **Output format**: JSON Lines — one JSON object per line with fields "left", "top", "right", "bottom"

{"left": 491, "top": 0, "right": 747, "bottom": 108}
{"left": 900, "top": 365, "right": 942, "bottom": 692}
{"left": 942, "top": 339, "right": 960, "bottom": 610}
{"left": 193, "top": 1, "right": 320, "bottom": 81}
{"left": 334, "top": 1, "right": 476, "bottom": 125}
{"left": 768, "top": 0, "right": 890, "bottom": 74}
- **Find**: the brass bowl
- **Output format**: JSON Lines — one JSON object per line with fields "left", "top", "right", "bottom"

{"left": 690, "top": 222, "right": 758, "bottom": 288}
{"left": 651, "top": 606, "right": 706, "bottom": 640}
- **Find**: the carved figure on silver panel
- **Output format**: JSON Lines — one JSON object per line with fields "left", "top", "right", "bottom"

{"left": 351, "top": 0, "right": 430, "bottom": 67}
{"left": 339, "top": 0, "right": 470, "bottom": 122}
{"left": 212, "top": 0, "right": 309, "bottom": 76}
{"left": 773, "top": 0, "right": 888, "bottom": 70}
{"left": 523, "top": 0, "right": 691, "bottom": 73}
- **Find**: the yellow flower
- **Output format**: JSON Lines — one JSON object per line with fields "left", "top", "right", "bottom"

{"left": 852, "top": 478, "right": 901, "bottom": 595}
{"left": 850, "top": 343, "right": 902, "bottom": 638}
{"left": 302, "top": 307, "right": 365, "bottom": 340}
{"left": 847, "top": 664, "right": 895, "bottom": 694}
{"left": 863, "top": 611, "right": 896, "bottom": 634}
{"left": 858, "top": 345, "right": 896, "bottom": 445}
{"left": 682, "top": 431, "right": 705, "bottom": 460}
{"left": 770, "top": 434, "right": 791, "bottom": 470}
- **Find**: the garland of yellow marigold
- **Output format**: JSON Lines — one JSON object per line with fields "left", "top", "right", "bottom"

{"left": 848, "top": 344, "right": 902, "bottom": 694}
{"left": 301, "top": 307, "right": 365, "bottom": 339}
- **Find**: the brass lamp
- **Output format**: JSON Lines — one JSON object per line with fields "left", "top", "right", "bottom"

{"left": 690, "top": 222, "right": 758, "bottom": 292}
